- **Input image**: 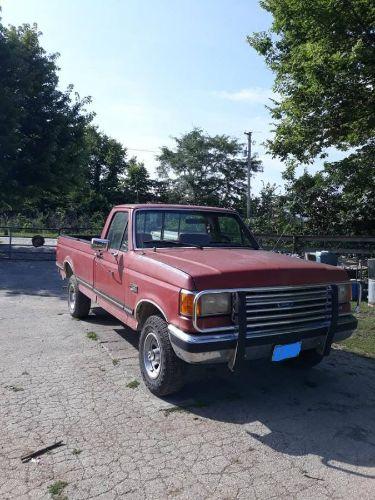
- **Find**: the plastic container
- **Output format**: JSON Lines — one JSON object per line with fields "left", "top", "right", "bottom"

{"left": 306, "top": 251, "right": 338, "bottom": 266}
{"left": 351, "top": 280, "right": 360, "bottom": 301}
{"left": 368, "top": 279, "right": 375, "bottom": 307}
{"left": 368, "top": 259, "right": 375, "bottom": 280}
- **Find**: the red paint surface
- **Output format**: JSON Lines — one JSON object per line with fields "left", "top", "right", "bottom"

{"left": 56, "top": 205, "right": 349, "bottom": 333}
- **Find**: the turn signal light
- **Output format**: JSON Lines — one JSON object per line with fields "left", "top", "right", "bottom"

{"left": 180, "top": 290, "right": 200, "bottom": 317}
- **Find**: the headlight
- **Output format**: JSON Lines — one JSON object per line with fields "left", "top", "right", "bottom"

{"left": 198, "top": 292, "right": 232, "bottom": 316}
{"left": 179, "top": 291, "right": 232, "bottom": 317}
{"left": 338, "top": 283, "right": 351, "bottom": 304}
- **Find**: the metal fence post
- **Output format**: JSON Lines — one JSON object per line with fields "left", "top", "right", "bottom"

{"left": 293, "top": 235, "right": 299, "bottom": 254}
{"left": 8, "top": 226, "right": 12, "bottom": 259}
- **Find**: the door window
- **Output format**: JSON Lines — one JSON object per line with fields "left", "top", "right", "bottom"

{"left": 106, "top": 212, "right": 129, "bottom": 250}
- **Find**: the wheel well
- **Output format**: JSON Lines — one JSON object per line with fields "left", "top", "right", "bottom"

{"left": 136, "top": 301, "right": 166, "bottom": 331}
{"left": 64, "top": 262, "right": 73, "bottom": 278}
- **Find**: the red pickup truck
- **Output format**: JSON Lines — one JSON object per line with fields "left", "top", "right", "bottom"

{"left": 56, "top": 204, "right": 357, "bottom": 396}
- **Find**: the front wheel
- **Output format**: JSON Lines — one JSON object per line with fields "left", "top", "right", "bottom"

{"left": 67, "top": 275, "right": 91, "bottom": 319}
{"left": 139, "top": 315, "right": 185, "bottom": 396}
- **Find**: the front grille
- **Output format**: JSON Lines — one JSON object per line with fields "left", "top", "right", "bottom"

{"left": 234, "top": 285, "right": 332, "bottom": 336}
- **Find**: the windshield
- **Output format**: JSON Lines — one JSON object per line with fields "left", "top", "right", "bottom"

{"left": 135, "top": 210, "right": 258, "bottom": 249}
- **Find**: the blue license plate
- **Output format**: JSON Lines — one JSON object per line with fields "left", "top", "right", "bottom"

{"left": 272, "top": 341, "right": 302, "bottom": 362}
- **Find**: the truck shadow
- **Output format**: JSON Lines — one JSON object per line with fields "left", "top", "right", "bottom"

{"left": 168, "top": 350, "right": 375, "bottom": 477}
{"left": 70, "top": 305, "right": 375, "bottom": 477}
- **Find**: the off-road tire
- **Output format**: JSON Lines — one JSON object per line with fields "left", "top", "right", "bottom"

{"left": 139, "top": 315, "right": 185, "bottom": 396}
{"left": 285, "top": 348, "right": 324, "bottom": 369}
{"left": 67, "top": 275, "right": 91, "bottom": 319}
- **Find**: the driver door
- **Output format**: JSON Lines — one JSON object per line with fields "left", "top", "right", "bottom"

{"left": 94, "top": 210, "right": 129, "bottom": 309}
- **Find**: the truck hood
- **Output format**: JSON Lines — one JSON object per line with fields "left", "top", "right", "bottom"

{"left": 141, "top": 248, "right": 348, "bottom": 289}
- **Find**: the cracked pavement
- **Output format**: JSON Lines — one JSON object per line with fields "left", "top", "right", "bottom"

{"left": 1, "top": 261, "right": 375, "bottom": 499}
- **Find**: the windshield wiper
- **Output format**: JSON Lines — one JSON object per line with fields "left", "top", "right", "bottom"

{"left": 142, "top": 240, "right": 203, "bottom": 249}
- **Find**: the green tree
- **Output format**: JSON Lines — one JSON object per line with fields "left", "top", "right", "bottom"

{"left": 0, "top": 20, "right": 92, "bottom": 212}
{"left": 322, "top": 146, "right": 375, "bottom": 234}
{"left": 157, "top": 128, "right": 262, "bottom": 210}
{"left": 284, "top": 150, "right": 375, "bottom": 235}
{"left": 283, "top": 170, "right": 341, "bottom": 233}
{"left": 121, "top": 159, "right": 153, "bottom": 203}
{"left": 248, "top": 0, "right": 375, "bottom": 165}
{"left": 82, "top": 126, "right": 128, "bottom": 212}
{"left": 251, "top": 183, "right": 292, "bottom": 234}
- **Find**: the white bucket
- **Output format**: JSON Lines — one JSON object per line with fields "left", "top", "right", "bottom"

{"left": 369, "top": 279, "right": 375, "bottom": 307}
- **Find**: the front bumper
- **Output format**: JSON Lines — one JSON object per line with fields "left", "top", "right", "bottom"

{"left": 168, "top": 315, "right": 358, "bottom": 364}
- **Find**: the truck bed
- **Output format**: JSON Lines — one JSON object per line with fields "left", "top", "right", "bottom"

{"left": 56, "top": 235, "right": 98, "bottom": 286}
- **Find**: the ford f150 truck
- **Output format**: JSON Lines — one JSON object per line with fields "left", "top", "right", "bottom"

{"left": 56, "top": 204, "right": 357, "bottom": 396}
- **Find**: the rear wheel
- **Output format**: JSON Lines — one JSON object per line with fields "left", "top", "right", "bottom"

{"left": 139, "top": 315, "right": 185, "bottom": 396}
{"left": 285, "top": 348, "right": 324, "bottom": 369}
{"left": 68, "top": 275, "right": 91, "bottom": 319}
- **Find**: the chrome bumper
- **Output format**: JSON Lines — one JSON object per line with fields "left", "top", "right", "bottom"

{"left": 168, "top": 315, "right": 357, "bottom": 364}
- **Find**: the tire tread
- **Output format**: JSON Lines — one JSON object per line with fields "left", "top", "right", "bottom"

{"left": 139, "top": 315, "right": 185, "bottom": 396}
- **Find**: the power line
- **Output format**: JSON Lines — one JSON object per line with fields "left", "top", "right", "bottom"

{"left": 127, "top": 148, "right": 158, "bottom": 153}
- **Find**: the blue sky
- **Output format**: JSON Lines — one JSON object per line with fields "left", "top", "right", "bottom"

{"left": 3, "top": 0, "right": 295, "bottom": 193}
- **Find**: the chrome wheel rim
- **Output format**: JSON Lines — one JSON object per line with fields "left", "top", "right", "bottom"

{"left": 68, "top": 284, "right": 76, "bottom": 311}
{"left": 143, "top": 332, "right": 161, "bottom": 379}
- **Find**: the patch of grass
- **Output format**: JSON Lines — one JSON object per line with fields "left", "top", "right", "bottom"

{"left": 162, "top": 406, "right": 188, "bottom": 416}
{"left": 191, "top": 399, "right": 209, "bottom": 408}
{"left": 339, "top": 302, "right": 375, "bottom": 357}
{"left": 161, "top": 399, "right": 210, "bottom": 416}
{"left": 72, "top": 448, "right": 82, "bottom": 456}
{"left": 6, "top": 385, "right": 24, "bottom": 392}
{"left": 112, "top": 358, "right": 120, "bottom": 366}
{"left": 48, "top": 480, "right": 68, "bottom": 497}
{"left": 126, "top": 379, "right": 140, "bottom": 389}
{"left": 86, "top": 331, "right": 98, "bottom": 341}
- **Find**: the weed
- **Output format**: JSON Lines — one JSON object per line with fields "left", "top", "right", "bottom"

{"left": 162, "top": 406, "right": 187, "bottom": 416}
{"left": 48, "top": 480, "right": 68, "bottom": 497}
{"left": 126, "top": 380, "right": 140, "bottom": 389}
{"left": 191, "top": 399, "right": 209, "bottom": 408}
{"left": 112, "top": 358, "right": 120, "bottom": 366}
{"left": 86, "top": 331, "right": 98, "bottom": 341}
{"left": 161, "top": 399, "right": 210, "bottom": 416}
{"left": 72, "top": 448, "right": 82, "bottom": 456}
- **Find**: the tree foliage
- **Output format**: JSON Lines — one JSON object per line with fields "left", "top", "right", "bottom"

{"left": 121, "top": 159, "right": 154, "bottom": 203}
{"left": 248, "top": 0, "right": 375, "bottom": 164}
{"left": 157, "top": 128, "right": 262, "bottom": 210}
{"left": 0, "top": 21, "right": 92, "bottom": 212}
{"left": 82, "top": 126, "right": 128, "bottom": 212}
{"left": 248, "top": 0, "right": 375, "bottom": 235}
{"left": 284, "top": 149, "right": 375, "bottom": 235}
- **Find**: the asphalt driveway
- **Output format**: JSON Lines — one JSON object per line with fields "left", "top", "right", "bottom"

{"left": 0, "top": 261, "right": 374, "bottom": 499}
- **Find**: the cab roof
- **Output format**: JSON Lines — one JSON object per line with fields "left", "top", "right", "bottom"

{"left": 114, "top": 203, "right": 235, "bottom": 212}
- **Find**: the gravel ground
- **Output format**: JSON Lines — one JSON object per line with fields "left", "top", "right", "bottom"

{"left": 1, "top": 261, "right": 374, "bottom": 499}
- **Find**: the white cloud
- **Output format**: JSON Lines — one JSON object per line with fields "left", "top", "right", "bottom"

{"left": 214, "top": 87, "right": 277, "bottom": 104}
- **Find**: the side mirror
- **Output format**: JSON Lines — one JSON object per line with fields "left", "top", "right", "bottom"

{"left": 91, "top": 238, "right": 109, "bottom": 252}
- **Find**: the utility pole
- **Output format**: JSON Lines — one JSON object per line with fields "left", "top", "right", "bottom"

{"left": 244, "top": 131, "right": 252, "bottom": 220}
